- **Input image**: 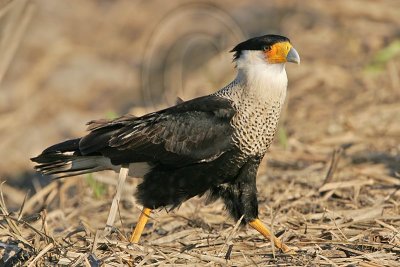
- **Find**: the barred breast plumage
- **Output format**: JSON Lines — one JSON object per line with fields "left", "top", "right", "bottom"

{"left": 214, "top": 51, "right": 288, "bottom": 156}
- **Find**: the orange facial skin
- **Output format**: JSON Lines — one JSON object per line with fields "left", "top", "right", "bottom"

{"left": 265, "top": 41, "right": 292, "bottom": 64}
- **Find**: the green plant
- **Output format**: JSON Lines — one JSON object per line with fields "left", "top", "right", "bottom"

{"left": 364, "top": 39, "right": 400, "bottom": 73}
{"left": 85, "top": 173, "right": 106, "bottom": 199}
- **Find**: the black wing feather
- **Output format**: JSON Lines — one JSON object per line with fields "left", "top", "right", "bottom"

{"left": 79, "top": 95, "right": 236, "bottom": 166}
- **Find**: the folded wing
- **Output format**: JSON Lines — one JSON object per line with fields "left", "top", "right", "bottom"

{"left": 79, "top": 95, "right": 236, "bottom": 166}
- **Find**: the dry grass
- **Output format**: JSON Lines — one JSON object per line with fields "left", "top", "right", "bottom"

{"left": 1, "top": 150, "right": 399, "bottom": 266}
{"left": 1, "top": 0, "right": 400, "bottom": 266}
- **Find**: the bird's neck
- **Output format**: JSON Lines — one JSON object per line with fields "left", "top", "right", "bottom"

{"left": 215, "top": 62, "right": 288, "bottom": 107}
{"left": 237, "top": 62, "right": 288, "bottom": 103}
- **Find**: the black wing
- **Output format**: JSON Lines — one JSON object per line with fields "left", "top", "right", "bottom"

{"left": 79, "top": 95, "right": 236, "bottom": 166}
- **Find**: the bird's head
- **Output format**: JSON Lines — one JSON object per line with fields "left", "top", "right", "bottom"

{"left": 231, "top": 34, "right": 300, "bottom": 67}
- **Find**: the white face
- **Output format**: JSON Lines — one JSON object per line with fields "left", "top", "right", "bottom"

{"left": 235, "top": 50, "right": 288, "bottom": 104}
{"left": 235, "top": 50, "right": 278, "bottom": 69}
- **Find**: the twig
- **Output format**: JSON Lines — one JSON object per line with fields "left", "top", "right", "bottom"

{"left": 317, "top": 253, "right": 339, "bottom": 267}
{"left": 218, "top": 215, "right": 243, "bottom": 255}
{"left": 104, "top": 165, "right": 129, "bottom": 234}
{"left": 0, "top": 181, "right": 22, "bottom": 236}
{"left": 17, "top": 189, "right": 30, "bottom": 220}
{"left": 24, "top": 182, "right": 58, "bottom": 212}
{"left": 27, "top": 242, "right": 54, "bottom": 267}
{"left": 321, "top": 147, "right": 343, "bottom": 187}
{"left": 0, "top": 213, "right": 53, "bottom": 241}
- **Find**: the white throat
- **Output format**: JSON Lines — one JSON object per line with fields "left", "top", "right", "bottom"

{"left": 235, "top": 50, "right": 288, "bottom": 104}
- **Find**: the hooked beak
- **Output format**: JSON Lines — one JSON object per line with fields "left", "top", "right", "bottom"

{"left": 286, "top": 47, "right": 300, "bottom": 64}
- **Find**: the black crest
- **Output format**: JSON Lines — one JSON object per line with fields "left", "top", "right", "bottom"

{"left": 231, "top": 34, "right": 290, "bottom": 60}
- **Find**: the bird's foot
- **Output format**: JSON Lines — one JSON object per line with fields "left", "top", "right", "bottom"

{"left": 130, "top": 207, "right": 152, "bottom": 243}
{"left": 249, "top": 219, "right": 296, "bottom": 254}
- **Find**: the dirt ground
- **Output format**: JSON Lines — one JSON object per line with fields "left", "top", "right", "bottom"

{"left": 0, "top": 0, "right": 399, "bottom": 266}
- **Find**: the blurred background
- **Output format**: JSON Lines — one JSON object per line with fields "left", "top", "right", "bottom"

{"left": 0, "top": 0, "right": 399, "bottom": 205}
{"left": 1, "top": 1, "right": 400, "bottom": 265}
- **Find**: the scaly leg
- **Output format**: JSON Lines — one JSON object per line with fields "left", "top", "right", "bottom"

{"left": 249, "top": 219, "right": 294, "bottom": 254}
{"left": 104, "top": 165, "right": 129, "bottom": 234}
{"left": 130, "top": 207, "right": 152, "bottom": 243}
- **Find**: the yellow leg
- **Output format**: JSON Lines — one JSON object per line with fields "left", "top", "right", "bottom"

{"left": 130, "top": 207, "right": 152, "bottom": 243}
{"left": 249, "top": 219, "right": 294, "bottom": 254}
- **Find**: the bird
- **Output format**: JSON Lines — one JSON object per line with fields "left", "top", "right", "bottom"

{"left": 31, "top": 34, "right": 300, "bottom": 253}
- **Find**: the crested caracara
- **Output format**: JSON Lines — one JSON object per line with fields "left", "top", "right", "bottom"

{"left": 32, "top": 34, "right": 300, "bottom": 253}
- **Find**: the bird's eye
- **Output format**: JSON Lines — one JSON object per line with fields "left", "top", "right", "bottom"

{"left": 263, "top": 45, "right": 271, "bottom": 51}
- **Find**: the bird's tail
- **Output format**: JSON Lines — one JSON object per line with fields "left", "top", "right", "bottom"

{"left": 31, "top": 138, "right": 110, "bottom": 178}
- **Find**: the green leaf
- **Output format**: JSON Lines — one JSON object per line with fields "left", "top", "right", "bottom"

{"left": 85, "top": 173, "right": 106, "bottom": 199}
{"left": 105, "top": 110, "right": 119, "bottom": 120}
{"left": 364, "top": 40, "right": 400, "bottom": 73}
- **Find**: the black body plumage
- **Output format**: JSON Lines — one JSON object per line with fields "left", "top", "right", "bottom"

{"left": 32, "top": 95, "right": 260, "bottom": 222}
